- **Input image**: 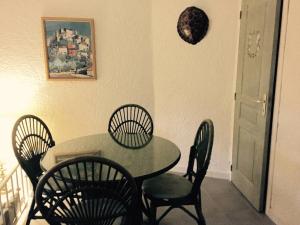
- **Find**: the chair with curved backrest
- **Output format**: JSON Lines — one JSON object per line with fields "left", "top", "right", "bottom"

{"left": 12, "top": 114, "right": 55, "bottom": 225}
{"left": 35, "top": 156, "right": 140, "bottom": 225}
{"left": 108, "top": 104, "right": 154, "bottom": 149}
{"left": 142, "top": 119, "right": 214, "bottom": 225}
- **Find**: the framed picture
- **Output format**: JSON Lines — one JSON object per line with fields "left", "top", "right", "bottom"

{"left": 42, "top": 17, "right": 96, "bottom": 79}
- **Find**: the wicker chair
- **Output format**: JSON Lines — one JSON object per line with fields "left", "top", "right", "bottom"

{"left": 142, "top": 119, "right": 214, "bottom": 225}
{"left": 12, "top": 115, "right": 55, "bottom": 225}
{"left": 35, "top": 156, "right": 140, "bottom": 225}
{"left": 108, "top": 104, "right": 153, "bottom": 149}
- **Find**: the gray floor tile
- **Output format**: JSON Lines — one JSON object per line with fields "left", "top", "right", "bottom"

{"left": 24, "top": 177, "right": 276, "bottom": 225}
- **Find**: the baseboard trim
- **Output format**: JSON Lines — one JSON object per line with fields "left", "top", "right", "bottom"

{"left": 206, "top": 170, "right": 231, "bottom": 180}
{"left": 266, "top": 209, "right": 285, "bottom": 225}
{"left": 171, "top": 166, "right": 230, "bottom": 180}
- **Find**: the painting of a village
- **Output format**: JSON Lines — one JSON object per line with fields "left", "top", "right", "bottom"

{"left": 42, "top": 18, "right": 96, "bottom": 79}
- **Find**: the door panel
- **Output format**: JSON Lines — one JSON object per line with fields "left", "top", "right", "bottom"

{"left": 232, "top": 0, "right": 282, "bottom": 211}
{"left": 241, "top": 2, "right": 267, "bottom": 98}
{"left": 237, "top": 127, "right": 255, "bottom": 182}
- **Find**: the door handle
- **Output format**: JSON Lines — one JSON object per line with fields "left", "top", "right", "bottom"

{"left": 239, "top": 94, "right": 268, "bottom": 116}
{"left": 254, "top": 99, "right": 266, "bottom": 104}
{"left": 255, "top": 94, "right": 267, "bottom": 116}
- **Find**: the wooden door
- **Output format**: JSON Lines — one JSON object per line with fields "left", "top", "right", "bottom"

{"left": 232, "top": 0, "right": 282, "bottom": 211}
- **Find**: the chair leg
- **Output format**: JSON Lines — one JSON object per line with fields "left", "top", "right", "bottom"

{"left": 149, "top": 202, "right": 157, "bottom": 225}
{"left": 26, "top": 198, "right": 36, "bottom": 225}
{"left": 194, "top": 199, "right": 206, "bottom": 225}
{"left": 142, "top": 195, "right": 150, "bottom": 218}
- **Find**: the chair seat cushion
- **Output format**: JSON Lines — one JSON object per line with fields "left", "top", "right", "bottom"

{"left": 142, "top": 173, "right": 192, "bottom": 200}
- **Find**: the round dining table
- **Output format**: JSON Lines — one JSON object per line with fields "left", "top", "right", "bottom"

{"left": 40, "top": 133, "right": 181, "bottom": 223}
{"left": 41, "top": 133, "right": 181, "bottom": 180}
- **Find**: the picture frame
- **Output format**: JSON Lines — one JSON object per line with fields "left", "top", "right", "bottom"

{"left": 42, "top": 17, "right": 97, "bottom": 79}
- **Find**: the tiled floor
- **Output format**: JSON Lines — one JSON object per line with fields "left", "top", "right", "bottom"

{"left": 158, "top": 177, "right": 275, "bottom": 225}
{"left": 24, "top": 177, "right": 275, "bottom": 225}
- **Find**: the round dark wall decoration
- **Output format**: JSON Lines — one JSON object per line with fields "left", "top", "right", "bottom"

{"left": 177, "top": 6, "right": 209, "bottom": 45}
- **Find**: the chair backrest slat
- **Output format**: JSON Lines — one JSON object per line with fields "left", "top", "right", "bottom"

{"left": 35, "top": 156, "right": 139, "bottom": 224}
{"left": 108, "top": 104, "right": 153, "bottom": 149}
{"left": 186, "top": 119, "right": 214, "bottom": 196}
{"left": 12, "top": 115, "right": 55, "bottom": 187}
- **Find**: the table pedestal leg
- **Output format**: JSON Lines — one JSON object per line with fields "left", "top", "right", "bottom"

{"left": 135, "top": 179, "right": 149, "bottom": 225}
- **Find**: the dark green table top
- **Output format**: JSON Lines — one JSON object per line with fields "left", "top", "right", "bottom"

{"left": 41, "top": 133, "right": 181, "bottom": 180}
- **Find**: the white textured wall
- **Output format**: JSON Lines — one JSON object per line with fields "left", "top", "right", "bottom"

{"left": 267, "top": 0, "right": 300, "bottom": 224}
{"left": 0, "top": 0, "right": 154, "bottom": 165}
{"left": 152, "top": 0, "right": 240, "bottom": 178}
{"left": 0, "top": 0, "right": 240, "bottom": 179}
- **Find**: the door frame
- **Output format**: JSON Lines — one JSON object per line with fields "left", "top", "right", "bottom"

{"left": 266, "top": 0, "right": 290, "bottom": 221}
